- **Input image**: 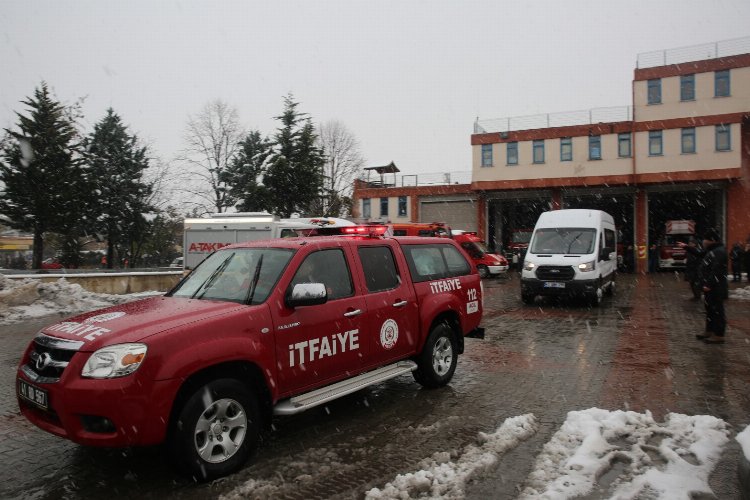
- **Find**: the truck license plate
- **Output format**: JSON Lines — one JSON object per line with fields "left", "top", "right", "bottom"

{"left": 543, "top": 282, "right": 565, "bottom": 289}
{"left": 18, "top": 379, "right": 48, "bottom": 410}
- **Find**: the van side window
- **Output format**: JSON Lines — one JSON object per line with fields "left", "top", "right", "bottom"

{"left": 290, "top": 249, "right": 353, "bottom": 300}
{"left": 392, "top": 229, "right": 407, "bottom": 236}
{"left": 604, "top": 229, "right": 616, "bottom": 250}
{"left": 358, "top": 246, "right": 400, "bottom": 292}
{"left": 403, "top": 244, "right": 471, "bottom": 283}
{"left": 417, "top": 230, "right": 432, "bottom": 236}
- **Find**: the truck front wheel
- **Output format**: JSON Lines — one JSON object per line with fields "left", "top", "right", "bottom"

{"left": 413, "top": 323, "right": 457, "bottom": 388}
{"left": 169, "top": 378, "right": 260, "bottom": 481}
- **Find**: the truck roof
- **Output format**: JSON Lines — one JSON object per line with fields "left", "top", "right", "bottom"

{"left": 221, "top": 235, "right": 455, "bottom": 250}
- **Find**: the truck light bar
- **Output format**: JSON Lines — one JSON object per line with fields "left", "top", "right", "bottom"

{"left": 341, "top": 225, "right": 388, "bottom": 236}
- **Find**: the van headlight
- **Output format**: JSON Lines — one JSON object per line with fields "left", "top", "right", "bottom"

{"left": 578, "top": 261, "right": 595, "bottom": 272}
{"left": 82, "top": 343, "right": 147, "bottom": 379}
{"left": 523, "top": 261, "right": 535, "bottom": 271}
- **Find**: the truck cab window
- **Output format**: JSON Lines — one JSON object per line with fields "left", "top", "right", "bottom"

{"left": 358, "top": 246, "right": 400, "bottom": 292}
{"left": 290, "top": 249, "right": 353, "bottom": 300}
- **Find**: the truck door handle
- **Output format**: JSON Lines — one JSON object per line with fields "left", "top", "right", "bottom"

{"left": 343, "top": 309, "right": 363, "bottom": 317}
{"left": 392, "top": 300, "right": 408, "bottom": 308}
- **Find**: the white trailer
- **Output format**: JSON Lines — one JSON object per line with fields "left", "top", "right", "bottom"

{"left": 182, "top": 213, "right": 316, "bottom": 270}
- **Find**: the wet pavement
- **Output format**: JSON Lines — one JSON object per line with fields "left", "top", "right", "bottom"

{"left": 1, "top": 272, "right": 749, "bottom": 499}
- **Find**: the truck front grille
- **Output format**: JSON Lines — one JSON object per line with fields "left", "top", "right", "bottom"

{"left": 536, "top": 266, "right": 575, "bottom": 281}
{"left": 22, "top": 334, "right": 83, "bottom": 383}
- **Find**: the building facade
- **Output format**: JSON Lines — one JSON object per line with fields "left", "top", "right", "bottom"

{"left": 353, "top": 39, "right": 750, "bottom": 273}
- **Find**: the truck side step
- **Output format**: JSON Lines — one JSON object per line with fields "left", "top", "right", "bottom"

{"left": 273, "top": 360, "right": 417, "bottom": 415}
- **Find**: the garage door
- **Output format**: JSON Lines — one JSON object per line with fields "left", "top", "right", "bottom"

{"left": 420, "top": 200, "right": 477, "bottom": 232}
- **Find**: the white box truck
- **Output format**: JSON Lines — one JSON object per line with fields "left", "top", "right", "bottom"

{"left": 520, "top": 209, "right": 617, "bottom": 306}
{"left": 182, "top": 213, "right": 317, "bottom": 270}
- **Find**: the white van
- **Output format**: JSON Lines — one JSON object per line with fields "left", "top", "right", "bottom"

{"left": 520, "top": 209, "right": 617, "bottom": 306}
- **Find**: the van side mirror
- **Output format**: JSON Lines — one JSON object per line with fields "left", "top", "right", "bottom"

{"left": 286, "top": 283, "right": 328, "bottom": 308}
{"left": 600, "top": 248, "right": 612, "bottom": 261}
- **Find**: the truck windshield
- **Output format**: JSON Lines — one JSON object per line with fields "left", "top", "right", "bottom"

{"left": 460, "top": 241, "right": 487, "bottom": 258}
{"left": 169, "top": 248, "right": 294, "bottom": 304}
{"left": 530, "top": 228, "right": 597, "bottom": 255}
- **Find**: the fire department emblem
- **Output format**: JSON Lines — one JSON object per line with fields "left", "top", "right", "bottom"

{"left": 380, "top": 319, "right": 399, "bottom": 350}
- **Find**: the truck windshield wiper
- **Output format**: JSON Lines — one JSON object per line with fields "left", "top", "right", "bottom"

{"left": 192, "top": 253, "right": 234, "bottom": 299}
{"left": 245, "top": 254, "right": 264, "bottom": 304}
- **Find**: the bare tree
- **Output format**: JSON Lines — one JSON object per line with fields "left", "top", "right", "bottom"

{"left": 314, "top": 120, "right": 365, "bottom": 217}
{"left": 177, "top": 100, "right": 244, "bottom": 214}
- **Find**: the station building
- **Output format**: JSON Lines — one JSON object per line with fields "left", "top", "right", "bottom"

{"left": 352, "top": 37, "right": 750, "bottom": 273}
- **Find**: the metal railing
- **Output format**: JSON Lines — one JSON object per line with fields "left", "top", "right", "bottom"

{"left": 637, "top": 35, "right": 750, "bottom": 69}
{"left": 474, "top": 106, "right": 632, "bottom": 134}
{"left": 359, "top": 171, "right": 472, "bottom": 188}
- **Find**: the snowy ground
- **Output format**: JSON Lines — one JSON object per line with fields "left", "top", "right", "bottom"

{"left": 2, "top": 275, "right": 748, "bottom": 499}
{"left": 0, "top": 274, "right": 161, "bottom": 324}
{"left": 730, "top": 285, "right": 750, "bottom": 300}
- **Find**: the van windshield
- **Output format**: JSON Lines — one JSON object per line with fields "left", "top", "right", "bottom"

{"left": 530, "top": 228, "right": 597, "bottom": 255}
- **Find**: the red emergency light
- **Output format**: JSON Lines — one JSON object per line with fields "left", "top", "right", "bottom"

{"left": 341, "top": 225, "right": 388, "bottom": 236}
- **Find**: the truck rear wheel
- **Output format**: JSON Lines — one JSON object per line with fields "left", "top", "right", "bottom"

{"left": 413, "top": 322, "right": 457, "bottom": 388}
{"left": 169, "top": 378, "right": 260, "bottom": 481}
{"left": 521, "top": 292, "right": 535, "bottom": 305}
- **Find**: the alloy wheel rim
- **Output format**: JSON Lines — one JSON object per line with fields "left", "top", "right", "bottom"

{"left": 194, "top": 398, "right": 247, "bottom": 463}
{"left": 432, "top": 337, "right": 453, "bottom": 376}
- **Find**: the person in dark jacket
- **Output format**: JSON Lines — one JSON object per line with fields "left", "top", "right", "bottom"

{"left": 679, "top": 237, "right": 703, "bottom": 300}
{"left": 730, "top": 242, "right": 743, "bottom": 282}
{"left": 697, "top": 228, "right": 728, "bottom": 344}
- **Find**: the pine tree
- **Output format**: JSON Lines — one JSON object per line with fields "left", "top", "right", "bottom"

{"left": 85, "top": 108, "right": 153, "bottom": 268}
{"left": 264, "top": 95, "right": 325, "bottom": 217}
{"left": 0, "top": 82, "right": 92, "bottom": 268}
{"left": 222, "top": 130, "right": 272, "bottom": 212}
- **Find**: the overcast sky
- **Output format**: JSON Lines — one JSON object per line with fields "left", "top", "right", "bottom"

{"left": 2, "top": 0, "right": 749, "bottom": 178}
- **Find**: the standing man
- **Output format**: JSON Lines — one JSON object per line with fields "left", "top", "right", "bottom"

{"left": 698, "top": 228, "right": 728, "bottom": 344}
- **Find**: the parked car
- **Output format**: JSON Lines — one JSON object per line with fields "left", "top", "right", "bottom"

{"left": 168, "top": 257, "right": 183, "bottom": 268}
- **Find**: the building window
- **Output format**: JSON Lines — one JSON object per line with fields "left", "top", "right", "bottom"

{"left": 380, "top": 197, "right": 388, "bottom": 217}
{"left": 680, "top": 74, "right": 695, "bottom": 101}
{"left": 560, "top": 137, "right": 572, "bottom": 161}
{"left": 716, "top": 124, "right": 731, "bottom": 151}
{"left": 532, "top": 140, "right": 545, "bottom": 164}
{"left": 647, "top": 79, "right": 661, "bottom": 104}
{"left": 507, "top": 142, "right": 518, "bottom": 165}
{"left": 481, "top": 144, "right": 493, "bottom": 167}
{"left": 398, "top": 196, "right": 407, "bottom": 217}
{"left": 715, "top": 70, "right": 730, "bottom": 97}
{"left": 589, "top": 136, "right": 601, "bottom": 160}
{"left": 618, "top": 133, "right": 631, "bottom": 158}
{"left": 649, "top": 130, "right": 663, "bottom": 156}
{"left": 681, "top": 128, "right": 696, "bottom": 154}
{"left": 362, "top": 198, "right": 371, "bottom": 218}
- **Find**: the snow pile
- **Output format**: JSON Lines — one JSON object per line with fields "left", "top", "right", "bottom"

{"left": 730, "top": 285, "right": 750, "bottom": 300}
{"left": 520, "top": 408, "right": 729, "bottom": 499}
{"left": 738, "top": 424, "right": 750, "bottom": 462}
{"left": 365, "top": 414, "right": 538, "bottom": 499}
{"left": 0, "top": 274, "right": 160, "bottom": 324}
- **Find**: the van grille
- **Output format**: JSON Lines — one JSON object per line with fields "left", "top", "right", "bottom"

{"left": 536, "top": 265, "right": 575, "bottom": 281}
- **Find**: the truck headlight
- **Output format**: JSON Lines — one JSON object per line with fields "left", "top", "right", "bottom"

{"left": 523, "top": 261, "right": 535, "bottom": 271}
{"left": 578, "top": 261, "right": 595, "bottom": 272}
{"left": 82, "top": 343, "right": 147, "bottom": 379}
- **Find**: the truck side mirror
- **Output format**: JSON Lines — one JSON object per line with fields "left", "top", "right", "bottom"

{"left": 286, "top": 283, "right": 328, "bottom": 308}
